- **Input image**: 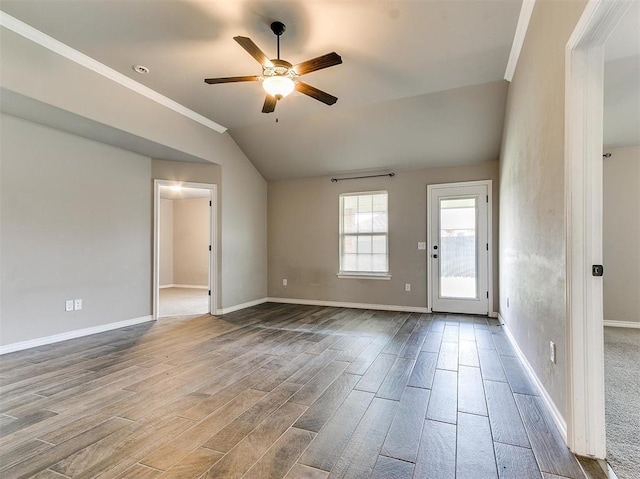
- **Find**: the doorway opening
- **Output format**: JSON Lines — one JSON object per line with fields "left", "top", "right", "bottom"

{"left": 153, "top": 180, "right": 216, "bottom": 319}
{"left": 427, "top": 180, "right": 493, "bottom": 315}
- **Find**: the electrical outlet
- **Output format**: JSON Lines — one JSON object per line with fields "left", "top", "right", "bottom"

{"left": 417, "top": 242, "right": 426, "bottom": 250}
{"left": 65, "top": 300, "right": 74, "bottom": 312}
{"left": 405, "top": 283, "right": 411, "bottom": 292}
{"left": 74, "top": 299, "right": 82, "bottom": 310}
{"left": 282, "top": 279, "right": 287, "bottom": 286}
{"left": 549, "top": 341, "right": 556, "bottom": 363}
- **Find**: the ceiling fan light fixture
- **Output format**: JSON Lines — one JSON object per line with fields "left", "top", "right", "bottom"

{"left": 263, "top": 76, "right": 294, "bottom": 100}
{"left": 204, "top": 21, "right": 342, "bottom": 112}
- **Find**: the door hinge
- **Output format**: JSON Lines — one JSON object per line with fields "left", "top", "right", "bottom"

{"left": 486, "top": 243, "right": 489, "bottom": 251}
{"left": 209, "top": 200, "right": 212, "bottom": 207}
{"left": 486, "top": 291, "right": 489, "bottom": 298}
{"left": 209, "top": 245, "right": 211, "bottom": 251}
{"left": 486, "top": 195, "right": 489, "bottom": 203}
{"left": 208, "top": 290, "right": 211, "bottom": 296}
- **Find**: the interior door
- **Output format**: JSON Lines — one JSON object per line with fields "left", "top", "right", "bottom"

{"left": 429, "top": 183, "right": 489, "bottom": 315}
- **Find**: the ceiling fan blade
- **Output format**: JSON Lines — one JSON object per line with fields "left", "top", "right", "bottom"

{"left": 204, "top": 75, "right": 260, "bottom": 84}
{"left": 295, "top": 82, "right": 338, "bottom": 106}
{"left": 262, "top": 94, "right": 277, "bottom": 113}
{"left": 234, "top": 36, "right": 273, "bottom": 67}
{"left": 293, "top": 52, "right": 342, "bottom": 75}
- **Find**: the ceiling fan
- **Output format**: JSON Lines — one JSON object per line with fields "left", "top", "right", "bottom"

{"left": 204, "top": 21, "right": 342, "bottom": 113}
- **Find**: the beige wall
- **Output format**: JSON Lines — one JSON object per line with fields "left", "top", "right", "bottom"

{"left": 2, "top": 27, "right": 268, "bottom": 314}
{"left": 173, "top": 198, "right": 210, "bottom": 287}
{"left": 499, "top": 0, "right": 587, "bottom": 419}
{"left": 268, "top": 162, "right": 499, "bottom": 311}
{"left": 221, "top": 156, "right": 268, "bottom": 308}
{"left": 0, "top": 114, "right": 152, "bottom": 345}
{"left": 159, "top": 198, "right": 174, "bottom": 286}
{"left": 603, "top": 146, "right": 640, "bottom": 323}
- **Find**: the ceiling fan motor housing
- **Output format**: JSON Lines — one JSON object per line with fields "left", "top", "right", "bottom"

{"left": 270, "top": 21, "right": 286, "bottom": 36}
{"left": 263, "top": 59, "right": 297, "bottom": 79}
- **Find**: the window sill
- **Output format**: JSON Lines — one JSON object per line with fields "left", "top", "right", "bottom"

{"left": 337, "top": 273, "right": 392, "bottom": 280}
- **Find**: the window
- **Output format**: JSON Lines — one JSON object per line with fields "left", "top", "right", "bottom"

{"left": 339, "top": 191, "right": 389, "bottom": 278}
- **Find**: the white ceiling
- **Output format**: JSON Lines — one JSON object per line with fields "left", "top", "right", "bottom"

{"left": 2, "top": 0, "right": 522, "bottom": 180}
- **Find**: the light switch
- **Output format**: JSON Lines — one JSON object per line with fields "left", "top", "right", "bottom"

{"left": 74, "top": 299, "right": 82, "bottom": 310}
{"left": 65, "top": 300, "right": 74, "bottom": 312}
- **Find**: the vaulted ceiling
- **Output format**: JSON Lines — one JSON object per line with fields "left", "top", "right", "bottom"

{"left": 0, "top": 1, "right": 539, "bottom": 180}
{"left": 1, "top": 0, "right": 528, "bottom": 179}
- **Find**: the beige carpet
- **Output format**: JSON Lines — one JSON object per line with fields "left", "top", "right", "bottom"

{"left": 604, "top": 326, "right": 640, "bottom": 479}
{"left": 159, "top": 287, "right": 209, "bottom": 317}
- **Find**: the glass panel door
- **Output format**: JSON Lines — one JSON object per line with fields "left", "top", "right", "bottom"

{"left": 429, "top": 183, "right": 489, "bottom": 315}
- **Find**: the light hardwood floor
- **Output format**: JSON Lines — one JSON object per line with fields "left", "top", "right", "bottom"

{"left": 0, "top": 304, "right": 593, "bottom": 478}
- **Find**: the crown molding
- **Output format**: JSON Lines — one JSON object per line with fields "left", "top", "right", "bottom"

{"left": 504, "top": 0, "right": 536, "bottom": 82}
{"left": 0, "top": 11, "right": 227, "bottom": 134}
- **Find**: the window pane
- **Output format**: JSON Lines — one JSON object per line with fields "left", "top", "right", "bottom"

{"left": 343, "top": 214, "right": 357, "bottom": 234}
{"left": 372, "top": 254, "right": 387, "bottom": 272}
{"left": 441, "top": 198, "right": 475, "bottom": 209}
{"left": 357, "top": 235, "right": 372, "bottom": 254}
{"left": 343, "top": 235, "right": 357, "bottom": 254}
{"left": 342, "top": 253, "right": 357, "bottom": 271}
{"left": 344, "top": 196, "right": 358, "bottom": 212}
{"left": 373, "top": 194, "right": 387, "bottom": 212}
{"left": 357, "top": 254, "right": 372, "bottom": 271}
{"left": 357, "top": 212, "right": 373, "bottom": 233}
{"left": 372, "top": 235, "right": 386, "bottom": 254}
{"left": 372, "top": 212, "right": 387, "bottom": 233}
{"left": 358, "top": 195, "right": 373, "bottom": 213}
{"left": 439, "top": 197, "right": 477, "bottom": 298}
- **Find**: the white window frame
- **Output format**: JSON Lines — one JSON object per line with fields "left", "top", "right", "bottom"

{"left": 337, "top": 190, "right": 391, "bottom": 280}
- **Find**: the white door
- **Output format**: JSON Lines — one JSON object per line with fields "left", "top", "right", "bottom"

{"left": 428, "top": 182, "right": 490, "bottom": 315}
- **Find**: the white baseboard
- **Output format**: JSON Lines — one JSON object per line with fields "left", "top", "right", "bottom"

{"left": 161, "top": 284, "right": 208, "bottom": 290}
{"left": 603, "top": 320, "right": 640, "bottom": 329}
{"left": 489, "top": 311, "right": 499, "bottom": 318}
{"left": 216, "top": 297, "right": 268, "bottom": 315}
{"left": 498, "top": 313, "right": 567, "bottom": 441}
{"left": 267, "top": 297, "right": 431, "bottom": 313}
{"left": 0, "top": 315, "right": 155, "bottom": 355}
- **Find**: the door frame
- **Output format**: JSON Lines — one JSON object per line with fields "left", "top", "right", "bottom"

{"left": 564, "top": 0, "right": 633, "bottom": 459}
{"left": 427, "top": 180, "right": 493, "bottom": 316}
{"left": 153, "top": 179, "right": 217, "bottom": 319}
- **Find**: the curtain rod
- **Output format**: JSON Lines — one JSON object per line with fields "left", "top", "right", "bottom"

{"left": 331, "top": 172, "right": 395, "bottom": 183}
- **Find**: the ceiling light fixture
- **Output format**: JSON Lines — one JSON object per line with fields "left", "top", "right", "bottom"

{"left": 204, "top": 21, "right": 341, "bottom": 113}
{"left": 133, "top": 64, "right": 149, "bottom": 74}
{"left": 262, "top": 76, "right": 295, "bottom": 100}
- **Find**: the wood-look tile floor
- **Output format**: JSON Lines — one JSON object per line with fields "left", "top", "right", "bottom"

{"left": 0, "top": 304, "right": 590, "bottom": 479}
